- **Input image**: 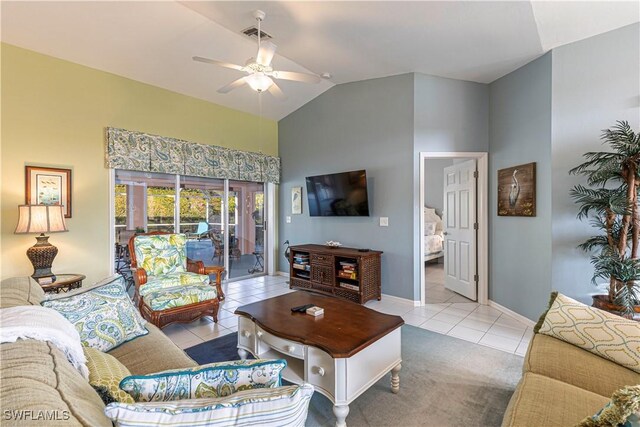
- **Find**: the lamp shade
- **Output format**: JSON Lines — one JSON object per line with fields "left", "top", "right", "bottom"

{"left": 15, "top": 205, "right": 68, "bottom": 234}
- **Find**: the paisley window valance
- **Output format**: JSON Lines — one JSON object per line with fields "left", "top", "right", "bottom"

{"left": 105, "top": 127, "right": 280, "bottom": 184}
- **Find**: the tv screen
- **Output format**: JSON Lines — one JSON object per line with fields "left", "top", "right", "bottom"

{"left": 305, "top": 170, "right": 370, "bottom": 217}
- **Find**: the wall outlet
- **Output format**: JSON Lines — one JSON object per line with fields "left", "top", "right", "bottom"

{"left": 286, "top": 216, "right": 292, "bottom": 223}
{"left": 379, "top": 217, "right": 389, "bottom": 227}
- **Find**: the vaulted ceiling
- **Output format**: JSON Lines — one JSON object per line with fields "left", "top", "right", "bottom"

{"left": 2, "top": 1, "right": 638, "bottom": 120}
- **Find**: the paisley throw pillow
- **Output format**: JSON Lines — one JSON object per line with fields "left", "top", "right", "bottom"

{"left": 42, "top": 276, "right": 148, "bottom": 352}
{"left": 120, "top": 359, "right": 286, "bottom": 402}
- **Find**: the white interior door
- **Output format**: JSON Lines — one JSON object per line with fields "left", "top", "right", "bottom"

{"left": 443, "top": 159, "right": 477, "bottom": 300}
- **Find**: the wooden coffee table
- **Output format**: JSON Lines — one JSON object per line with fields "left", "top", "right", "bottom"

{"left": 235, "top": 292, "right": 404, "bottom": 427}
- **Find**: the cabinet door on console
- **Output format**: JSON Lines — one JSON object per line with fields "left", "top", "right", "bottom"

{"left": 312, "top": 264, "right": 334, "bottom": 286}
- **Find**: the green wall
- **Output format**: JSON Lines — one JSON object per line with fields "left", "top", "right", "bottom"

{"left": 1, "top": 43, "right": 277, "bottom": 285}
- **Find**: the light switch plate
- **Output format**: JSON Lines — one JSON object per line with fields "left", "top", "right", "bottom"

{"left": 286, "top": 216, "right": 292, "bottom": 223}
{"left": 380, "top": 217, "right": 389, "bottom": 227}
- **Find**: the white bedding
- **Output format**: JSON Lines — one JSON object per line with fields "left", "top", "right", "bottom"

{"left": 423, "top": 207, "right": 445, "bottom": 259}
{"left": 425, "top": 234, "right": 444, "bottom": 255}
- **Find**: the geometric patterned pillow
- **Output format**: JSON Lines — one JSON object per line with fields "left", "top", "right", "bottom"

{"left": 42, "top": 276, "right": 148, "bottom": 352}
{"left": 538, "top": 293, "right": 640, "bottom": 373}
{"left": 119, "top": 359, "right": 286, "bottom": 402}
{"left": 84, "top": 346, "right": 135, "bottom": 404}
{"left": 578, "top": 385, "right": 640, "bottom": 427}
{"left": 104, "top": 384, "right": 315, "bottom": 427}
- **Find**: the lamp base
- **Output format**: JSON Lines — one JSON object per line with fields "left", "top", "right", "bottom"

{"left": 27, "top": 234, "right": 58, "bottom": 280}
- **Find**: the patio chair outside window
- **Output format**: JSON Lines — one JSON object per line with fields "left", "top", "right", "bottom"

{"left": 186, "top": 222, "right": 210, "bottom": 240}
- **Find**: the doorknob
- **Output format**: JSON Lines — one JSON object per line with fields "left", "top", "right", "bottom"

{"left": 443, "top": 231, "right": 449, "bottom": 235}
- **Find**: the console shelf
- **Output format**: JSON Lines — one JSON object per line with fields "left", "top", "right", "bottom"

{"left": 289, "top": 244, "right": 382, "bottom": 304}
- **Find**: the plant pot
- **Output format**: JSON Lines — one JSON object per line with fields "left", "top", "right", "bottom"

{"left": 592, "top": 294, "right": 640, "bottom": 320}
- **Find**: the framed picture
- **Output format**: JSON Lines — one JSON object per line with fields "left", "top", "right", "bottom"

{"left": 25, "top": 166, "right": 72, "bottom": 218}
{"left": 291, "top": 186, "right": 302, "bottom": 215}
{"left": 498, "top": 162, "right": 536, "bottom": 217}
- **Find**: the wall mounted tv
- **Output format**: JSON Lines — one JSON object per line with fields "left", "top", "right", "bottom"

{"left": 305, "top": 170, "right": 370, "bottom": 217}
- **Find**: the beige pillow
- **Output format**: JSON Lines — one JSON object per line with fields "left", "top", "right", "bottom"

{"left": 538, "top": 293, "right": 640, "bottom": 373}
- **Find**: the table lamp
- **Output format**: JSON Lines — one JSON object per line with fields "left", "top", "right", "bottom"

{"left": 14, "top": 204, "right": 68, "bottom": 282}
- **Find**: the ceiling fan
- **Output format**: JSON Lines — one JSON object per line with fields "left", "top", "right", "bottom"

{"left": 193, "top": 10, "right": 321, "bottom": 99}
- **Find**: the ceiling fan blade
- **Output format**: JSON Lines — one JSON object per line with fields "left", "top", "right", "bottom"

{"left": 217, "top": 77, "right": 248, "bottom": 94}
{"left": 193, "top": 56, "right": 245, "bottom": 71}
{"left": 256, "top": 41, "right": 277, "bottom": 66}
{"left": 268, "top": 82, "right": 287, "bottom": 100}
{"left": 271, "top": 70, "right": 321, "bottom": 84}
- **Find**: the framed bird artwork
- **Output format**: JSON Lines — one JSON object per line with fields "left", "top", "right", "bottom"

{"left": 498, "top": 162, "right": 536, "bottom": 217}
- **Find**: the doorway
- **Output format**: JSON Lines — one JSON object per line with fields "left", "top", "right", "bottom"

{"left": 418, "top": 152, "right": 488, "bottom": 306}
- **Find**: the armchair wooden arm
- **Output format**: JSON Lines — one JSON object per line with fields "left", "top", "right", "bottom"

{"left": 132, "top": 267, "right": 147, "bottom": 286}
{"left": 131, "top": 267, "right": 147, "bottom": 307}
{"left": 204, "top": 266, "right": 226, "bottom": 301}
{"left": 187, "top": 258, "right": 205, "bottom": 275}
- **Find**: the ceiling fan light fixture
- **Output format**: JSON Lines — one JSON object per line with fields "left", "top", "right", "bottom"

{"left": 246, "top": 73, "right": 273, "bottom": 92}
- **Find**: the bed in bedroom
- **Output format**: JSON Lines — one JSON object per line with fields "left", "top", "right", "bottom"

{"left": 424, "top": 207, "right": 444, "bottom": 262}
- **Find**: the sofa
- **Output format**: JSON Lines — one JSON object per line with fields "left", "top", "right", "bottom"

{"left": 0, "top": 276, "right": 309, "bottom": 426}
{"left": 502, "top": 325, "right": 639, "bottom": 426}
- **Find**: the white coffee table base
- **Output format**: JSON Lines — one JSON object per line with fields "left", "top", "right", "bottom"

{"left": 237, "top": 316, "right": 402, "bottom": 427}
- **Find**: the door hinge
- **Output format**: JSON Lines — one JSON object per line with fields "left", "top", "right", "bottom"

{"left": 474, "top": 274, "right": 479, "bottom": 283}
{"left": 473, "top": 170, "right": 478, "bottom": 178}
{"left": 473, "top": 223, "right": 478, "bottom": 230}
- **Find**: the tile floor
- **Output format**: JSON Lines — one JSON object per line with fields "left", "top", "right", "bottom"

{"left": 164, "top": 271, "right": 533, "bottom": 357}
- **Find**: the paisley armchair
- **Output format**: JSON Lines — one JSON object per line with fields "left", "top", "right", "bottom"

{"left": 129, "top": 232, "right": 221, "bottom": 329}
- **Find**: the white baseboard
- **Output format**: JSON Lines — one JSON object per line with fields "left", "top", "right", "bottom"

{"left": 382, "top": 293, "right": 421, "bottom": 307}
{"left": 488, "top": 300, "right": 535, "bottom": 328}
{"left": 276, "top": 271, "right": 290, "bottom": 278}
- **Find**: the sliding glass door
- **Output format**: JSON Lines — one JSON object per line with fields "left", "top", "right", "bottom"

{"left": 179, "top": 176, "right": 225, "bottom": 268}
{"left": 228, "top": 181, "right": 266, "bottom": 279}
{"left": 113, "top": 170, "right": 267, "bottom": 281}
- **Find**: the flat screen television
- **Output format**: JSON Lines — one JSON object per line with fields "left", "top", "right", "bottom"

{"left": 305, "top": 170, "right": 370, "bottom": 217}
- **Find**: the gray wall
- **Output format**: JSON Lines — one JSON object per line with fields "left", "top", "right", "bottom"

{"left": 278, "top": 74, "right": 416, "bottom": 299}
{"left": 413, "top": 73, "right": 489, "bottom": 300}
{"left": 278, "top": 72, "right": 488, "bottom": 301}
{"left": 424, "top": 158, "right": 454, "bottom": 216}
{"left": 277, "top": 25, "right": 638, "bottom": 311}
{"left": 488, "top": 53, "right": 553, "bottom": 320}
{"left": 550, "top": 23, "right": 640, "bottom": 303}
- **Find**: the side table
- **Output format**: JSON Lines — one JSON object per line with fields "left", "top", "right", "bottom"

{"left": 204, "top": 266, "right": 225, "bottom": 301}
{"left": 40, "top": 274, "right": 86, "bottom": 294}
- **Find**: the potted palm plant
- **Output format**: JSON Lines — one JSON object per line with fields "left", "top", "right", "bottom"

{"left": 570, "top": 120, "right": 640, "bottom": 319}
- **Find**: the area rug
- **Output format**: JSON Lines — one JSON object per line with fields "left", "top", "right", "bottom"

{"left": 185, "top": 332, "right": 252, "bottom": 363}
{"left": 185, "top": 325, "right": 523, "bottom": 427}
